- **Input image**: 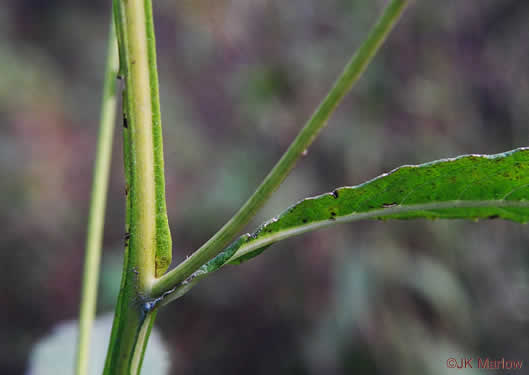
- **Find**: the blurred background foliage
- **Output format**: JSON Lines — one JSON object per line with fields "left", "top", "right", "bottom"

{"left": 2, "top": 0, "right": 529, "bottom": 374}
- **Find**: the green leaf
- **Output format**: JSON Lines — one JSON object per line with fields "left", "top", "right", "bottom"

{"left": 161, "top": 147, "right": 529, "bottom": 302}
{"left": 226, "top": 147, "right": 529, "bottom": 264}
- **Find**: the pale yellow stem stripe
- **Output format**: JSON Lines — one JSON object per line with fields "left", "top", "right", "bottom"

{"left": 126, "top": 0, "right": 156, "bottom": 289}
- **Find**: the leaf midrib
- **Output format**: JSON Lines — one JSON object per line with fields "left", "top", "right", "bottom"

{"left": 229, "top": 199, "right": 529, "bottom": 262}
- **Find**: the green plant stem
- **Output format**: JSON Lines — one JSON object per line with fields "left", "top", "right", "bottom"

{"left": 152, "top": 0, "right": 410, "bottom": 298}
{"left": 119, "top": 0, "right": 158, "bottom": 290}
{"left": 104, "top": 0, "right": 169, "bottom": 373}
{"left": 75, "top": 20, "right": 119, "bottom": 375}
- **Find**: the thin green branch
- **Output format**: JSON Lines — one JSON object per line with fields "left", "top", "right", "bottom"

{"left": 152, "top": 0, "right": 410, "bottom": 298}
{"left": 75, "top": 21, "right": 119, "bottom": 375}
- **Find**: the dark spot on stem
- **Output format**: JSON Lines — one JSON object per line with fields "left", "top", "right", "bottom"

{"left": 383, "top": 202, "right": 398, "bottom": 208}
{"left": 125, "top": 184, "right": 129, "bottom": 196}
{"left": 124, "top": 232, "right": 131, "bottom": 246}
{"left": 332, "top": 190, "right": 339, "bottom": 199}
{"left": 487, "top": 214, "right": 500, "bottom": 220}
{"left": 302, "top": 219, "right": 308, "bottom": 223}
{"left": 123, "top": 115, "right": 128, "bottom": 128}
{"left": 330, "top": 212, "right": 336, "bottom": 216}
